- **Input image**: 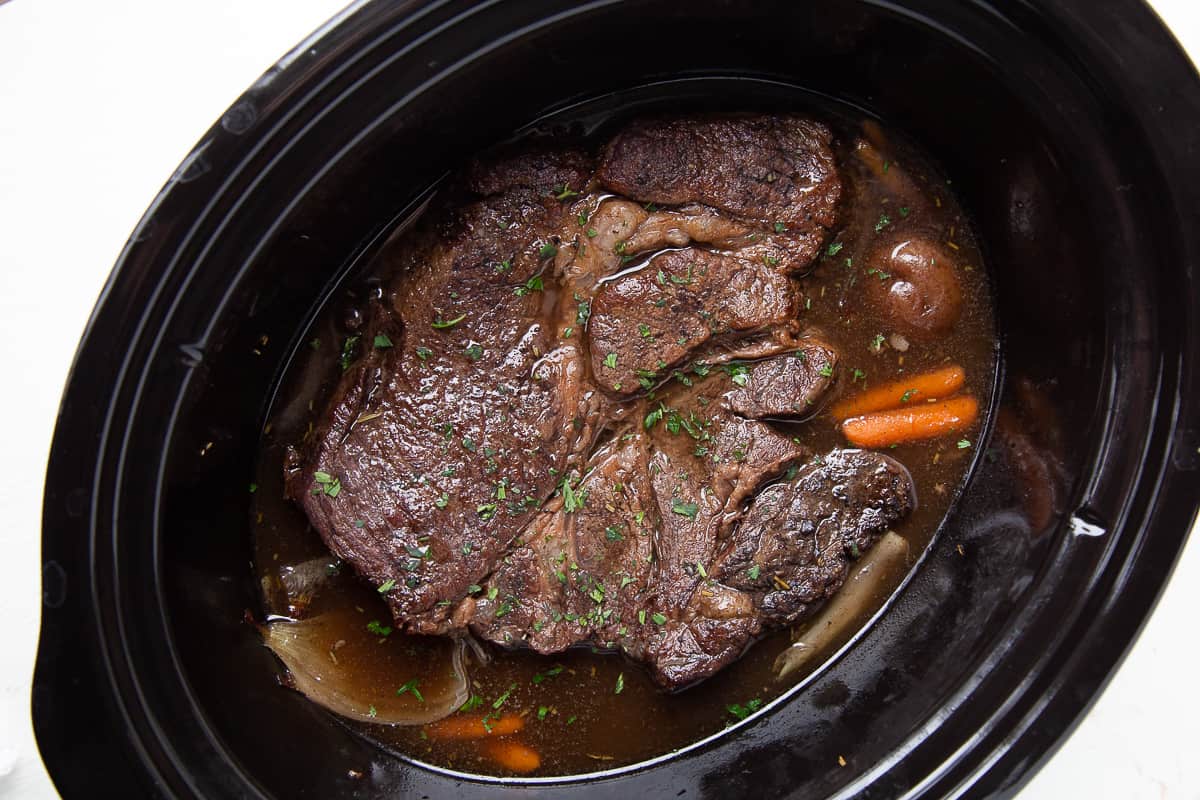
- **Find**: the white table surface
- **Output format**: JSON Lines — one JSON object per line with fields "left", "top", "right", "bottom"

{"left": 1, "top": 1, "right": 1196, "bottom": 797}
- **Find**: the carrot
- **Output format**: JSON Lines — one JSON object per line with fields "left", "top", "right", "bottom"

{"left": 425, "top": 713, "right": 524, "bottom": 741}
{"left": 842, "top": 395, "right": 979, "bottom": 448}
{"left": 484, "top": 740, "right": 541, "bottom": 774}
{"left": 831, "top": 365, "right": 966, "bottom": 420}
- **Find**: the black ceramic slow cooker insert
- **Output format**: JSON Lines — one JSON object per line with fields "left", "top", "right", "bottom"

{"left": 34, "top": 1, "right": 1200, "bottom": 797}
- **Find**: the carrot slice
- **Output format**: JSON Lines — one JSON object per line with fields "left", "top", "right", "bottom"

{"left": 484, "top": 740, "right": 541, "bottom": 774}
{"left": 842, "top": 395, "right": 979, "bottom": 448}
{"left": 831, "top": 365, "right": 966, "bottom": 420}
{"left": 425, "top": 713, "right": 524, "bottom": 741}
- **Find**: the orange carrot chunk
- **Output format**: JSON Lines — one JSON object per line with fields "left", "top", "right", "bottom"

{"left": 842, "top": 395, "right": 979, "bottom": 448}
{"left": 484, "top": 740, "right": 541, "bottom": 773}
{"left": 831, "top": 364, "right": 966, "bottom": 420}
{"left": 425, "top": 713, "right": 524, "bottom": 741}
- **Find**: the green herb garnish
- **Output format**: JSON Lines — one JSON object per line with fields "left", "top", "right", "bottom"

{"left": 727, "top": 698, "right": 763, "bottom": 721}
{"left": 396, "top": 681, "right": 424, "bottom": 700}
{"left": 671, "top": 498, "right": 699, "bottom": 519}
{"left": 339, "top": 335, "right": 360, "bottom": 371}
{"left": 432, "top": 313, "right": 466, "bottom": 330}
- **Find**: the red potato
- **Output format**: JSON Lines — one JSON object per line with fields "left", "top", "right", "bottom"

{"left": 864, "top": 237, "right": 963, "bottom": 336}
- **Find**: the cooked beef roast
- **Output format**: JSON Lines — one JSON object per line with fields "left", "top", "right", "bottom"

{"left": 597, "top": 114, "right": 842, "bottom": 273}
{"left": 286, "top": 115, "right": 918, "bottom": 688}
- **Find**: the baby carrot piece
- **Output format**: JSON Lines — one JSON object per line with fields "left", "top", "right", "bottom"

{"left": 831, "top": 364, "right": 966, "bottom": 420}
{"left": 484, "top": 740, "right": 541, "bottom": 774}
{"left": 426, "top": 713, "right": 524, "bottom": 741}
{"left": 842, "top": 395, "right": 979, "bottom": 448}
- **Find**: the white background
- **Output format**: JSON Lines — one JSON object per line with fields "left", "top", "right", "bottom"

{"left": 0, "top": 1, "right": 1196, "bottom": 797}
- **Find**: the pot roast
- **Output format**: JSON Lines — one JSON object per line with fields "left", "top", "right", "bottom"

{"left": 284, "top": 115, "right": 916, "bottom": 688}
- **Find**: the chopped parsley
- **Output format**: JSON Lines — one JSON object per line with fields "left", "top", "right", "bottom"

{"left": 377, "top": 579, "right": 396, "bottom": 593}
{"left": 644, "top": 404, "right": 665, "bottom": 429}
{"left": 874, "top": 213, "right": 892, "bottom": 233}
{"left": 724, "top": 363, "right": 750, "bottom": 387}
{"left": 602, "top": 352, "right": 618, "bottom": 369}
{"left": 373, "top": 334, "right": 393, "bottom": 349}
{"left": 818, "top": 364, "right": 834, "bottom": 378}
{"left": 604, "top": 525, "right": 624, "bottom": 541}
{"left": 464, "top": 343, "right": 484, "bottom": 361}
{"left": 338, "top": 335, "right": 360, "bottom": 371}
{"left": 492, "top": 682, "right": 517, "bottom": 710}
{"left": 514, "top": 275, "right": 544, "bottom": 297}
{"left": 431, "top": 313, "right": 466, "bottom": 330}
{"left": 532, "top": 665, "right": 563, "bottom": 685}
{"left": 747, "top": 565, "right": 761, "bottom": 580}
{"left": 366, "top": 620, "right": 392, "bottom": 637}
{"left": 957, "top": 439, "right": 972, "bottom": 449}
{"left": 538, "top": 242, "right": 558, "bottom": 259}
{"left": 727, "top": 698, "right": 763, "bottom": 721}
{"left": 651, "top": 612, "right": 667, "bottom": 625}
{"left": 415, "top": 346, "right": 432, "bottom": 361}
{"left": 671, "top": 498, "right": 699, "bottom": 519}
{"left": 312, "top": 471, "right": 342, "bottom": 498}
{"left": 561, "top": 476, "right": 585, "bottom": 513}
{"left": 615, "top": 673, "right": 625, "bottom": 694}
{"left": 459, "top": 695, "right": 484, "bottom": 712}
{"left": 900, "top": 389, "right": 918, "bottom": 403}
{"left": 826, "top": 241, "right": 844, "bottom": 257}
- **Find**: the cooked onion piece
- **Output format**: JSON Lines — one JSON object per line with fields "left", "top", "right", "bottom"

{"left": 263, "top": 612, "right": 470, "bottom": 725}
{"left": 774, "top": 532, "right": 911, "bottom": 678}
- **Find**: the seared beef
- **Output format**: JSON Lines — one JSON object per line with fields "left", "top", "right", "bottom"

{"left": 587, "top": 249, "right": 799, "bottom": 397}
{"left": 714, "top": 449, "right": 916, "bottom": 626}
{"left": 597, "top": 115, "right": 842, "bottom": 272}
{"left": 287, "top": 115, "right": 918, "bottom": 688}
{"left": 286, "top": 149, "right": 597, "bottom": 633}
{"left": 724, "top": 338, "right": 838, "bottom": 419}
{"left": 468, "top": 366, "right": 810, "bottom": 684}
{"left": 464, "top": 359, "right": 911, "bottom": 688}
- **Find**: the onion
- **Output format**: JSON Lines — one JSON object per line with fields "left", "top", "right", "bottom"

{"left": 263, "top": 613, "right": 470, "bottom": 725}
{"left": 774, "top": 531, "right": 911, "bottom": 679}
